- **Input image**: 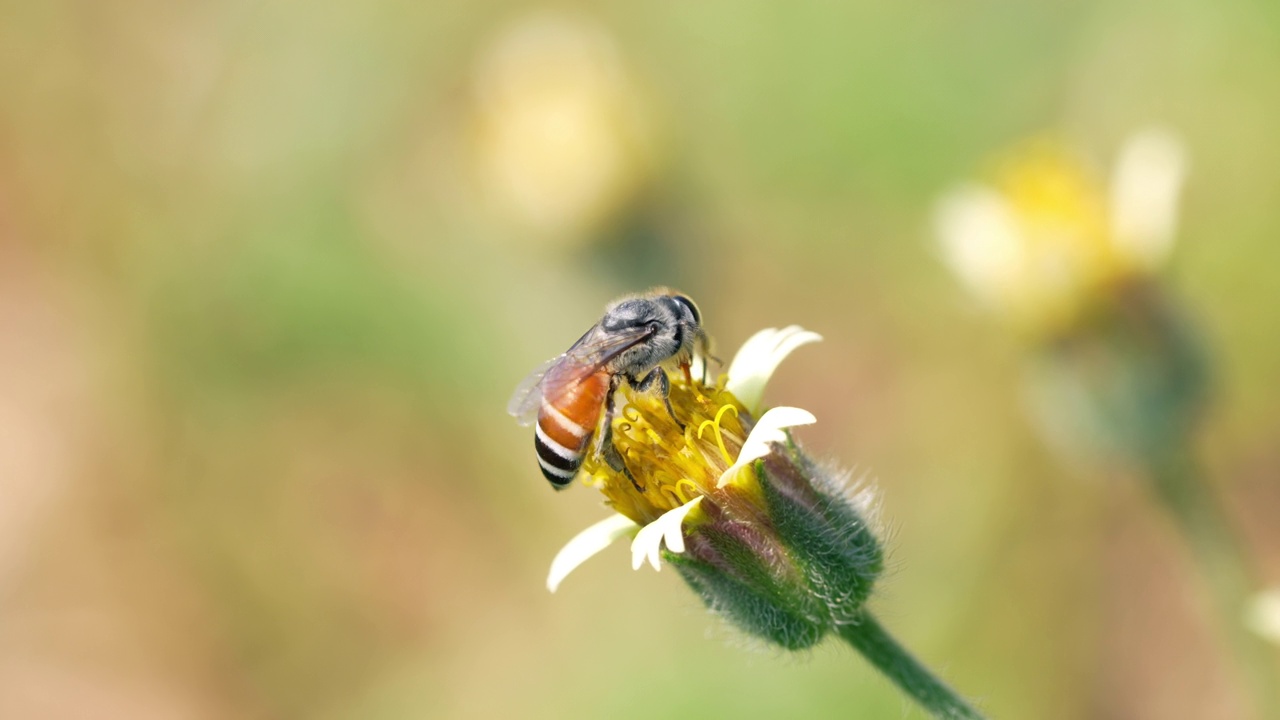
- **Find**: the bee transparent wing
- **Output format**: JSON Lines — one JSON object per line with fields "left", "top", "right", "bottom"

{"left": 508, "top": 322, "right": 655, "bottom": 426}
{"left": 507, "top": 355, "right": 562, "bottom": 426}
{"left": 561, "top": 323, "right": 647, "bottom": 366}
{"left": 540, "top": 323, "right": 653, "bottom": 395}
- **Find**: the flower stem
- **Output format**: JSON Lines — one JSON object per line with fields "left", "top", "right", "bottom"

{"left": 1147, "top": 450, "right": 1280, "bottom": 720}
{"left": 838, "top": 612, "right": 986, "bottom": 719}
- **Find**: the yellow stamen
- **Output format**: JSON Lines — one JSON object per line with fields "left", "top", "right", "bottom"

{"left": 697, "top": 404, "right": 739, "bottom": 465}
{"left": 658, "top": 483, "right": 683, "bottom": 511}
{"left": 582, "top": 368, "right": 753, "bottom": 525}
{"left": 675, "top": 478, "right": 701, "bottom": 504}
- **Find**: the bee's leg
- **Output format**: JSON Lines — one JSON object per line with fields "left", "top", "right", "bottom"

{"left": 602, "top": 440, "right": 640, "bottom": 491}
{"left": 632, "top": 368, "right": 683, "bottom": 430}
{"left": 601, "top": 374, "right": 642, "bottom": 491}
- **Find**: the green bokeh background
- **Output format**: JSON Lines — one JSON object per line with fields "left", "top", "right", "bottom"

{"left": 0, "top": 1, "right": 1277, "bottom": 718}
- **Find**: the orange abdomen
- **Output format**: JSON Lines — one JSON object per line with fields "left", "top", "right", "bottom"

{"left": 534, "top": 371, "right": 609, "bottom": 487}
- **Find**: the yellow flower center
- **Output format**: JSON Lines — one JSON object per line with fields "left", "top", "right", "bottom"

{"left": 581, "top": 370, "right": 754, "bottom": 526}
{"left": 991, "top": 138, "right": 1133, "bottom": 334}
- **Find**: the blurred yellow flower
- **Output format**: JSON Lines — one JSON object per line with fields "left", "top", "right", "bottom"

{"left": 470, "top": 11, "right": 654, "bottom": 242}
{"left": 1246, "top": 588, "right": 1280, "bottom": 645}
{"left": 935, "top": 129, "right": 1187, "bottom": 336}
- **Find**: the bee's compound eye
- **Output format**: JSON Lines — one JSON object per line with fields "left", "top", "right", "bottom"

{"left": 672, "top": 294, "right": 701, "bottom": 325}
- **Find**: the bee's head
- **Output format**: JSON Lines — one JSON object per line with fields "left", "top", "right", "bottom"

{"left": 670, "top": 293, "right": 701, "bottom": 327}
{"left": 601, "top": 291, "right": 704, "bottom": 374}
{"left": 601, "top": 297, "right": 662, "bottom": 332}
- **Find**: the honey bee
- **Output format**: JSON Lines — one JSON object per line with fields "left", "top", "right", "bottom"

{"left": 508, "top": 289, "right": 708, "bottom": 489}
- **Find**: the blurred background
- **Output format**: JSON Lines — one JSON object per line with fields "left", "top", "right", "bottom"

{"left": 1, "top": 1, "right": 1278, "bottom": 718}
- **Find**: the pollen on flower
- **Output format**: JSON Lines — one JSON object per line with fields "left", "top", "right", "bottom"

{"left": 580, "top": 370, "right": 755, "bottom": 526}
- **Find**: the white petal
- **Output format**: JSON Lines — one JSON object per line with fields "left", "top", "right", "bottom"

{"left": 725, "top": 326, "right": 823, "bottom": 414}
{"left": 547, "top": 513, "right": 639, "bottom": 592}
{"left": 717, "top": 406, "right": 816, "bottom": 488}
{"left": 934, "top": 185, "right": 1025, "bottom": 307}
{"left": 630, "top": 497, "right": 704, "bottom": 572}
{"left": 1245, "top": 588, "right": 1280, "bottom": 644}
{"left": 1109, "top": 127, "right": 1187, "bottom": 270}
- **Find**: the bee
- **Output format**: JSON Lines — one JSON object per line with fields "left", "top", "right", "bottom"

{"left": 508, "top": 289, "right": 709, "bottom": 489}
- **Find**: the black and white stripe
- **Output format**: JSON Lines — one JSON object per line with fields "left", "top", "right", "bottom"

{"left": 535, "top": 422, "right": 585, "bottom": 488}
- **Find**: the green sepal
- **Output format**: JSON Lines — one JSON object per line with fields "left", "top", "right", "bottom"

{"left": 756, "top": 450, "right": 883, "bottom": 621}
{"left": 1028, "top": 280, "right": 1208, "bottom": 470}
{"left": 665, "top": 550, "right": 827, "bottom": 651}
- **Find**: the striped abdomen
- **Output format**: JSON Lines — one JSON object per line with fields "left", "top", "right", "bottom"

{"left": 535, "top": 371, "right": 610, "bottom": 488}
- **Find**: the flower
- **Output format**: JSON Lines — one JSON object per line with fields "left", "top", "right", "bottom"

{"left": 545, "top": 325, "right": 885, "bottom": 647}
{"left": 1246, "top": 588, "right": 1280, "bottom": 645}
{"left": 935, "top": 128, "right": 1187, "bottom": 337}
{"left": 537, "top": 322, "right": 985, "bottom": 718}
{"left": 470, "top": 11, "right": 655, "bottom": 242}
{"left": 546, "top": 326, "right": 833, "bottom": 593}
{"left": 936, "top": 134, "right": 1280, "bottom": 716}
{"left": 934, "top": 129, "right": 1206, "bottom": 470}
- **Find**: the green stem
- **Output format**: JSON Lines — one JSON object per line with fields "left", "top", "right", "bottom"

{"left": 1147, "top": 451, "right": 1280, "bottom": 720}
{"left": 838, "top": 612, "right": 987, "bottom": 719}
